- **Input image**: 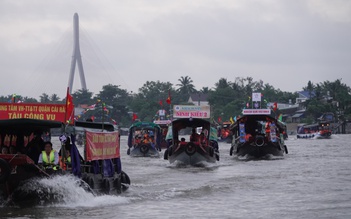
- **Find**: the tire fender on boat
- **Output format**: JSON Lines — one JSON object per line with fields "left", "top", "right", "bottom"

{"left": 113, "top": 177, "right": 122, "bottom": 194}
{"left": 209, "top": 147, "right": 214, "bottom": 157}
{"left": 101, "top": 178, "right": 110, "bottom": 194}
{"left": 88, "top": 176, "right": 95, "bottom": 189}
{"left": 229, "top": 146, "right": 233, "bottom": 156}
{"left": 140, "top": 144, "right": 149, "bottom": 154}
{"left": 168, "top": 146, "right": 173, "bottom": 157}
{"left": 0, "top": 158, "right": 11, "bottom": 183}
{"left": 164, "top": 149, "right": 169, "bottom": 160}
{"left": 284, "top": 145, "right": 289, "bottom": 154}
{"left": 185, "top": 142, "right": 196, "bottom": 156}
{"left": 121, "top": 171, "right": 131, "bottom": 192}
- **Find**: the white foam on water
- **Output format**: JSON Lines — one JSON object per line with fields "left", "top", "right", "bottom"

{"left": 19, "top": 175, "right": 130, "bottom": 208}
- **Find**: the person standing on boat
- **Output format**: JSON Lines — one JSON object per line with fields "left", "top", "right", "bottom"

{"left": 26, "top": 132, "right": 45, "bottom": 164}
{"left": 190, "top": 128, "right": 200, "bottom": 142}
{"left": 38, "top": 141, "right": 59, "bottom": 171}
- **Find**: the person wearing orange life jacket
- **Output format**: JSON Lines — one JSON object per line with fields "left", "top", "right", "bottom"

{"left": 38, "top": 141, "right": 59, "bottom": 171}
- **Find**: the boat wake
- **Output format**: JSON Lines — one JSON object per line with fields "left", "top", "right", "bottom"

{"left": 9, "top": 175, "right": 130, "bottom": 208}
{"left": 235, "top": 154, "right": 284, "bottom": 161}
{"left": 167, "top": 160, "right": 219, "bottom": 170}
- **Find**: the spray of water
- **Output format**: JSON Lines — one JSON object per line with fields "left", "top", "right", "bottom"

{"left": 14, "top": 175, "right": 130, "bottom": 208}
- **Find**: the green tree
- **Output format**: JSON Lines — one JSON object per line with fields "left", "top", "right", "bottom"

{"left": 129, "top": 81, "right": 173, "bottom": 123}
{"left": 72, "top": 89, "right": 94, "bottom": 105}
{"left": 39, "top": 93, "right": 50, "bottom": 103}
{"left": 176, "top": 76, "right": 197, "bottom": 102}
{"left": 95, "top": 84, "right": 132, "bottom": 126}
{"left": 50, "top": 94, "right": 61, "bottom": 103}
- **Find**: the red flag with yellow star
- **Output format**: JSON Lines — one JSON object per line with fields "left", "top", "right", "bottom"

{"left": 65, "top": 87, "right": 74, "bottom": 124}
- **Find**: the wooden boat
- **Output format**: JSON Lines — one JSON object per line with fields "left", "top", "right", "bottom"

{"left": 296, "top": 121, "right": 332, "bottom": 139}
{"left": 164, "top": 118, "right": 219, "bottom": 165}
{"left": 72, "top": 121, "right": 130, "bottom": 195}
{"left": 0, "top": 118, "right": 64, "bottom": 205}
{"left": 218, "top": 121, "right": 232, "bottom": 143}
{"left": 0, "top": 102, "right": 130, "bottom": 206}
{"left": 127, "top": 121, "right": 161, "bottom": 157}
{"left": 229, "top": 109, "right": 288, "bottom": 158}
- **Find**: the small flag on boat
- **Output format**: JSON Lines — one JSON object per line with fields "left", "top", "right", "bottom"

{"left": 166, "top": 89, "right": 171, "bottom": 104}
{"left": 278, "top": 114, "right": 283, "bottom": 121}
{"left": 273, "top": 102, "right": 278, "bottom": 111}
{"left": 132, "top": 113, "right": 138, "bottom": 121}
{"left": 65, "top": 88, "right": 74, "bottom": 124}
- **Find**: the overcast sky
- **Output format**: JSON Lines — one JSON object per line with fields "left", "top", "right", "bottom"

{"left": 1, "top": 0, "right": 350, "bottom": 99}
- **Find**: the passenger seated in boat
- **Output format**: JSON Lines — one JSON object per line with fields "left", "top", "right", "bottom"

{"left": 9, "top": 145, "right": 18, "bottom": 154}
{"left": 149, "top": 135, "right": 156, "bottom": 148}
{"left": 199, "top": 133, "right": 208, "bottom": 145}
{"left": 1, "top": 146, "right": 9, "bottom": 154}
{"left": 134, "top": 135, "right": 141, "bottom": 146}
{"left": 142, "top": 134, "right": 150, "bottom": 144}
{"left": 26, "top": 132, "right": 44, "bottom": 164}
{"left": 190, "top": 128, "right": 200, "bottom": 143}
{"left": 265, "top": 121, "right": 271, "bottom": 136}
{"left": 38, "top": 141, "right": 59, "bottom": 171}
{"left": 179, "top": 137, "right": 187, "bottom": 146}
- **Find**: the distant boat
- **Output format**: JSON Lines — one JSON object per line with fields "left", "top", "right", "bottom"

{"left": 127, "top": 121, "right": 162, "bottom": 157}
{"left": 297, "top": 121, "right": 332, "bottom": 139}
{"left": 229, "top": 109, "right": 288, "bottom": 158}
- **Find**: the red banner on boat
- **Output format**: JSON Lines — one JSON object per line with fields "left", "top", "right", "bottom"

{"left": 85, "top": 131, "right": 120, "bottom": 161}
{"left": 0, "top": 103, "right": 73, "bottom": 123}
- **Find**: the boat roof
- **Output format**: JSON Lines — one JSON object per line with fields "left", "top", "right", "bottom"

{"left": 231, "top": 114, "right": 285, "bottom": 130}
{"left": 301, "top": 121, "right": 330, "bottom": 129}
{"left": 153, "top": 120, "right": 172, "bottom": 126}
{"left": 171, "top": 118, "right": 211, "bottom": 130}
{"left": 74, "top": 121, "right": 115, "bottom": 132}
{"left": 129, "top": 121, "right": 161, "bottom": 130}
{"left": 0, "top": 118, "right": 63, "bottom": 135}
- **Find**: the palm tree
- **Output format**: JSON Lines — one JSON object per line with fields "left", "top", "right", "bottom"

{"left": 40, "top": 93, "right": 50, "bottom": 103}
{"left": 176, "top": 76, "right": 197, "bottom": 102}
{"left": 50, "top": 94, "right": 61, "bottom": 103}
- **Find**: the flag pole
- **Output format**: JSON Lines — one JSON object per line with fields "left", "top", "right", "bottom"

{"left": 64, "top": 87, "right": 70, "bottom": 124}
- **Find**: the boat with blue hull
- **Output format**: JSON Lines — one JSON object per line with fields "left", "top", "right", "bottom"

{"left": 127, "top": 121, "right": 162, "bottom": 157}
{"left": 297, "top": 121, "right": 332, "bottom": 139}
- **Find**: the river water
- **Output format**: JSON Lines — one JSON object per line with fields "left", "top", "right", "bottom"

{"left": 1, "top": 135, "right": 351, "bottom": 219}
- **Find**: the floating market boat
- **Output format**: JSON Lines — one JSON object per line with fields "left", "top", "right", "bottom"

{"left": 164, "top": 117, "right": 219, "bottom": 165}
{"left": 127, "top": 121, "right": 162, "bottom": 157}
{"left": 229, "top": 109, "right": 288, "bottom": 158}
{"left": 296, "top": 121, "right": 332, "bottom": 139}
{"left": 0, "top": 102, "right": 130, "bottom": 206}
{"left": 72, "top": 121, "right": 130, "bottom": 195}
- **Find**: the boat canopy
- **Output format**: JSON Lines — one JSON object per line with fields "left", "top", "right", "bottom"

{"left": 0, "top": 118, "right": 63, "bottom": 136}
{"left": 128, "top": 121, "right": 161, "bottom": 147}
{"left": 230, "top": 114, "right": 286, "bottom": 133}
{"left": 73, "top": 121, "right": 115, "bottom": 132}
{"left": 170, "top": 118, "right": 215, "bottom": 142}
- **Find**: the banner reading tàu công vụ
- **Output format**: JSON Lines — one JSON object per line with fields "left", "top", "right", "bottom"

{"left": 0, "top": 103, "right": 74, "bottom": 123}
